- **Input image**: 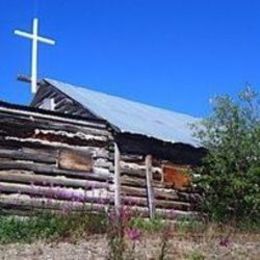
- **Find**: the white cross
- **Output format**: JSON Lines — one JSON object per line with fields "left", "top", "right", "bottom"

{"left": 14, "top": 18, "right": 55, "bottom": 94}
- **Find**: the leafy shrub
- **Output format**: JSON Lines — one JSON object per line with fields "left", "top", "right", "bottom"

{"left": 192, "top": 87, "right": 260, "bottom": 224}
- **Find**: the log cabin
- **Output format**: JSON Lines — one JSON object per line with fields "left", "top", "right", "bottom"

{"left": 0, "top": 78, "right": 206, "bottom": 219}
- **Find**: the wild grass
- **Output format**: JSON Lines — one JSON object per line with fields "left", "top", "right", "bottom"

{"left": 0, "top": 211, "right": 107, "bottom": 244}
{"left": 0, "top": 209, "right": 259, "bottom": 259}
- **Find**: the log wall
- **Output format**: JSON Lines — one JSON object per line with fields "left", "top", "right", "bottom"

{"left": 118, "top": 153, "right": 200, "bottom": 219}
{"left": 0, "top": 102, "right": 200, "bottom": 219}
{"left": 0, "top": 103, "right": 114, "bottom": 216}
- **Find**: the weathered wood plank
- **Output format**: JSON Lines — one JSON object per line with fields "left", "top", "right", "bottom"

{"left": 0, "top": 108, "right": 107, "bottom": 130}
{"left": 121, "top": 185, "right": 199, "bottom": 202}
{"left": 0, "top": 118, "right": 109, "bottom": 142}
{"left": 120, "top": 154, "right": 144, "bottom": 163}
{"left": 145, "top": 155, "right": 155, "bottom": 218}
{"left": 120, "top": 175, "right": 163, "bottom": 188}
{"left": 120, "top": 195, "right": 192, "bottom": 210}
{"left": 0, "top": 182, "right": 111, "bottom": 202}
{"left": 0, "top": 194, "right": 110, "bottom": 214}
{"left": 94, "top": 159, "right": 113, "bottom": 169}
{"left": 0, "top": 160, "right": 113, "bottom": 181}
{"left": 114, "top": 143, "right": 121, "bottom": 216}
{"left": 0, "top": 141, "right": 109, "bottom": 160}
{"left": 58, "top": 149, "right": 93, "bottom": 172}
{"left": 0, "top": 171, "right": 110, "bottom": 189}
{"left": 120, "top": 166, "right": 162, "bottom": 180}
{"left": 0, "top": 188, "right": 191, "bottom": 212}
{"left": 0, "top": 194, "right": 196, "bottom": 219}
{"left": 0, "top": 148, "right": 56, "bottom": 164}
{"left": 54, "top": 98, "right": 74, "bottom": 110}
{"left": 3, "top": 135, "right": 108, "bottom": 149}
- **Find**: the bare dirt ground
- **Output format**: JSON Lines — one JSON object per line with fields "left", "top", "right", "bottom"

{"left": 0, "top": 233, "right": 259, "bottom": 260}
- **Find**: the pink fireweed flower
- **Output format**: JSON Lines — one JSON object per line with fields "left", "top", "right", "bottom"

{"left": 119, "top": 207, "right": 132, "bottom": 223}
{"left": 219, "top": 237, "right": 231, "bottom": 247}
{"left": 126, "top": 228, "right": 142, "bottom": 241}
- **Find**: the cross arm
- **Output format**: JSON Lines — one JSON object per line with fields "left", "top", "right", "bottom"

{"left": 14, "top": 30, "right": 33, "bottom": 40}
{"left": 37, "top": 35, "right": 55, "bottom": 45}
{"left": 14, "top": 30, "right": 55, "bottom": 45}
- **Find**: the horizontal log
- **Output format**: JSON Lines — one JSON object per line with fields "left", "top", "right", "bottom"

{"left": 0, "top": 143, "right": 56, "bottom": 154}
{"left": 34, "top": 129, "right": 108, "bottom": 142}
{"left": 121, "top": 185, "right": 199, "bottom": 202}
{"left": 0, "top": 160, "right": 113, "bottom": 181}
{"left": 0, "top": 194, "right": 110, "bottom": 214}
{"left": 0, "top": 109, "right": 107, "bottom": 130}
{"left": 0, "top": 148, "right": 56, "bottom": 164}
{"left": 0, "top": 171, "right": 110, "bottom": 190}
{"left": 3, "top": 136, "right": 108, "bottom": 150}
{"left": 121, "top": 175, "right": 168, "bottom": 189}
{"left": 0, "top": 176, "right": 192, "bottom": 211}
{"left": 121, "top": 195, "right": 192, "bottom": 211}
{"left": 133, "top": 206, "right": 196, "bottom": 220}
{"left": 0, "top": 156, "right": 196, "bottom": 192}
{"left": 121, "top": 166, "right": 162, "bottom": 180}
{"left": 122, "top": 185, "right": 177, "bottom": 200}
{"left": 3, "top": 131, "right": 108, "bottom": 148}
{"left": 94, "top": 159, "right": 113, "bottom": 170}
{"left": 0, "top": 146, "right": 111, "bottom": 173}
{"left": 0, "top": 208, "right": 39, "bottom": 217}
{"left": 0, "top": 119, "right": 108, "bottom": 140}
{"left": 0, "top": 182, "right": 112, "bottom": 202}
{"left": 0, "top": 194, "right": 196, "bottom": 220}
{"left": 0, "top": 142, "right": 109, "bottom": 160}
{"left": 120, "top": 154, "right": 144, "bottom": 163}
{"left": 0, "top": 159, "right": 169, "bottom": 189}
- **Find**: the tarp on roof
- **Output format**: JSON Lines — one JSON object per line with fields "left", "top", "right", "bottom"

{"left": 46, "top": 79, "right": 201, "bottom": 147}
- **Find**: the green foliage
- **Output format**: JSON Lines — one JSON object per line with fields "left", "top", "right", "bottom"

{"left": 175, "top": 218, "right": 205, "bottom": 234}
{"left": 192, "top": 87, "right": 260, "bottom": 223}
{"left": 0, "top": 212, "right": 107, "bottom": 244}
{"left": 186, "top": 250, "right": 205, "bottom": 260}
{"left": 130, "top": 216, "right": 165, "bottom": 233}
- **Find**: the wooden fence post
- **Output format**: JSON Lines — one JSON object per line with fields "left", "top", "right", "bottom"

{"left": 114, "top": 143, "right": 121, "bottom": 217}
{"left": 145, "top": 154, "right": 155, "bottom": 218}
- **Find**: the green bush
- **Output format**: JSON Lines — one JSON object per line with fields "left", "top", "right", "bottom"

{"left": 192, "top": 87, "right": 260, "bottom": 224}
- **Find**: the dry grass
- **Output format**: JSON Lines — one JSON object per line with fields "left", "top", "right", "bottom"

{"left": 0, "top": 224, "right": 259, "bottom": 260}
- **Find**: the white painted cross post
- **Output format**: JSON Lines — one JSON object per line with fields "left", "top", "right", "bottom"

{"left": 14, "top": 18, "right": 55, "bottom": 94}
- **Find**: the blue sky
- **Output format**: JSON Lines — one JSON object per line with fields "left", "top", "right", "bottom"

{"left": 0, "top": 0, "right": 259, "bottom": 117}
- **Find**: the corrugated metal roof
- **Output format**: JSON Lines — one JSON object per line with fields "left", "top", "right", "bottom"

{"left": 46, "top": 79, "right": 201, "bottom": 147}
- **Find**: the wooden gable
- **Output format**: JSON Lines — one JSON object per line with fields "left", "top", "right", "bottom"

{"left": 31, "top": 81, "right": 98, "bottom": 119}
